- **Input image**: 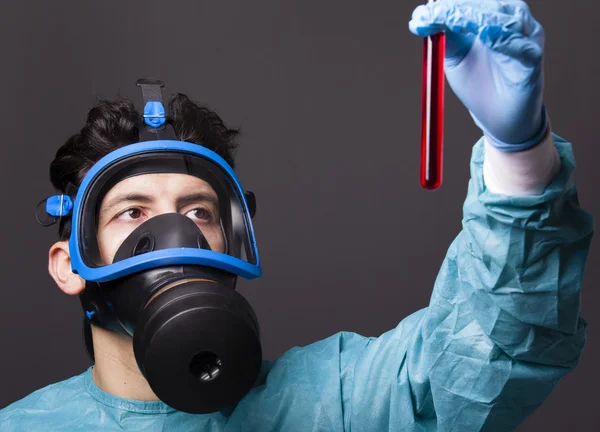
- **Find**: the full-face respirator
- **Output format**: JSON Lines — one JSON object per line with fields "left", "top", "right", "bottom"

{"left": 36, "top": 79, "right": 262, "bottom": 414}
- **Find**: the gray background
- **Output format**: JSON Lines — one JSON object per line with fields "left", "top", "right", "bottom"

{"left": 0, "top": 0, "right": 598, "bottom": 430}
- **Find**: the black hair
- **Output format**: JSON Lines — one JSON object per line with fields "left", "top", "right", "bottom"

{"left": 49, "top": 93, "right": 240, "bottom": 241}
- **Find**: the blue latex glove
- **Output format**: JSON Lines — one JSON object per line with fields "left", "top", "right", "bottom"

{"left": 409, "top": 0, "right": 548, "bottom": 151}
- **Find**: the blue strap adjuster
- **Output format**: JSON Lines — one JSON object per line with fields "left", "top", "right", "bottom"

{"left": 143, "top": 101, "right": 167, "bottom": 128}
{"left": 46, "top": 195, "right": 73, "bottom": 217}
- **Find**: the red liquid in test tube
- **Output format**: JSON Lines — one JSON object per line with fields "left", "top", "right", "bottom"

{"left": 420, "top": 5, "right": 446, "bottom": 191}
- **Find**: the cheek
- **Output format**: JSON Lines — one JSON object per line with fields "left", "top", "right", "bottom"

{"left": 212, "top": 236, "right": 225, "bottom": 254}
{"left": 97, "top": 227, "right": 131, "bottom": 265}
{"left": 204, "top": 227, "right": 225, "bottom": 254}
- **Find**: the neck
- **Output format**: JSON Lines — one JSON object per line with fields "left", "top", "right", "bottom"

{"left": 90, "top": 324, "right": 159, "bottom": 401}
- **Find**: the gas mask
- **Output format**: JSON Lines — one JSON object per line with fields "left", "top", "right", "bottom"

{"left": 36, "top": 79, "right": 263, "bottom": 414}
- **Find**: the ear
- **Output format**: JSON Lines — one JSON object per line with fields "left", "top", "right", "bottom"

{"left": 48, "top": 241, "right": 86, "bottom": 295}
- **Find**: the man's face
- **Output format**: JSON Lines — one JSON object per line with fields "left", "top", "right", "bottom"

{"left": 96, "top": 173, "right": 225, "bottom": 265}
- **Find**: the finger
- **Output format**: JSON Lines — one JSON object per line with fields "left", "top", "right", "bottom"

{"left": 408, "top": 0, "right": 483, "bottom": 61}
{"left": 409, "top": 0, "right": 531, "bottom": 38}
{"left": 495, "top": 1, "right": 542, "bottom": 38}
{"left": 408, "top": 0, "right": 543, "bottom": 63}
{"left": 443, "top": 32, "right": 477, "bottom": 65}
{"left": 474, "top": 2, "right": 544, "bottom": 64}
{"left": 479, "top": 28, "right": 544, "bottom": 66}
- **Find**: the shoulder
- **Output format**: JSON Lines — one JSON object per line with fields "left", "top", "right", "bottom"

{"left": 0, "top": 368, "right": 91, "bottom": 431}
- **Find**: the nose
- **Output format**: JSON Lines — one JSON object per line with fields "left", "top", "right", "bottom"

{"left": 154, "top": 202, "right": 180, "bottom": 217}
{"left": 113, "top": 213, "right": 211, "bottom": 264}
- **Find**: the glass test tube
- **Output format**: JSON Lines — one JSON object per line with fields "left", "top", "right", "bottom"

{"left": 420, "top": 0, "right": 446, "bottom": 191}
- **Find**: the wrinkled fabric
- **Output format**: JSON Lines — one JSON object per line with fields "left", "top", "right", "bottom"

{"left": 0, "top": 134, "right": 594, "bottom": 431}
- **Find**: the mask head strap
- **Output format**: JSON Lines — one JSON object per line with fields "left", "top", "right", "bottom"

{"left": 136, "top": 78, "right": 178, "bottom": 142}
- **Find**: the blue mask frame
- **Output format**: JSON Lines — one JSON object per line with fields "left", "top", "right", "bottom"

{"left": 54, "top": 139, "right": 262, "bottom": 283}
{"left": 37, "top": 78, "right": 261, "bottom": 283}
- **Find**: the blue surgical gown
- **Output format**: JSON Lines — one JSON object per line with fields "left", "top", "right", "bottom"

{"left": 0, "top": 134, "right": 594, "bottom": 431}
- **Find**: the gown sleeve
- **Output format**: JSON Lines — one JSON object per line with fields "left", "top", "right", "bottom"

{"left": 227, "top": 131, "right": 594, "bottom": 432}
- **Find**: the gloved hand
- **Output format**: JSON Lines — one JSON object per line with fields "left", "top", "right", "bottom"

{"left": 409, "top": 0, "right": 548, "bottom": 151}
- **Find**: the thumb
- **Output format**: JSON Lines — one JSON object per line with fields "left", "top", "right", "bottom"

{"left": 409, "top": 0, "right": 541, "bottom": 64}
{"left": 409, "top": 3, "right": 475, "bottom": 63}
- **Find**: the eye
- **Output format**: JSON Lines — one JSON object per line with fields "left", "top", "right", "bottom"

{"left": 116, "top": 208, "right": 143, "bottom": 220}
{"left": 185, "top": 208, "right": 212, "bottom": 222}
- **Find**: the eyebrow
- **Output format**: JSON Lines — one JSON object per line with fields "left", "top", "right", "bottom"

{"left": 99, "top": 191, "right": 219, "bottom": 218}
{"left": 100, "top": 193, "right": 153, "bottom": 218}
{"left": 177, "top": 192, "right": 219, "bottom": 208}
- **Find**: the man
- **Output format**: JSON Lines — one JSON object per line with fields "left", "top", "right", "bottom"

{"left": 0, "top": 1, "right": 594, "bottom": 431}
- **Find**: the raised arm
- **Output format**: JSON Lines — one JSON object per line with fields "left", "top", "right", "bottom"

{"left": 225, "top": 3, "right": 594, "bottom": 431}
{"left": 338, "top": 2, "right": 594, "bottom": 429}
